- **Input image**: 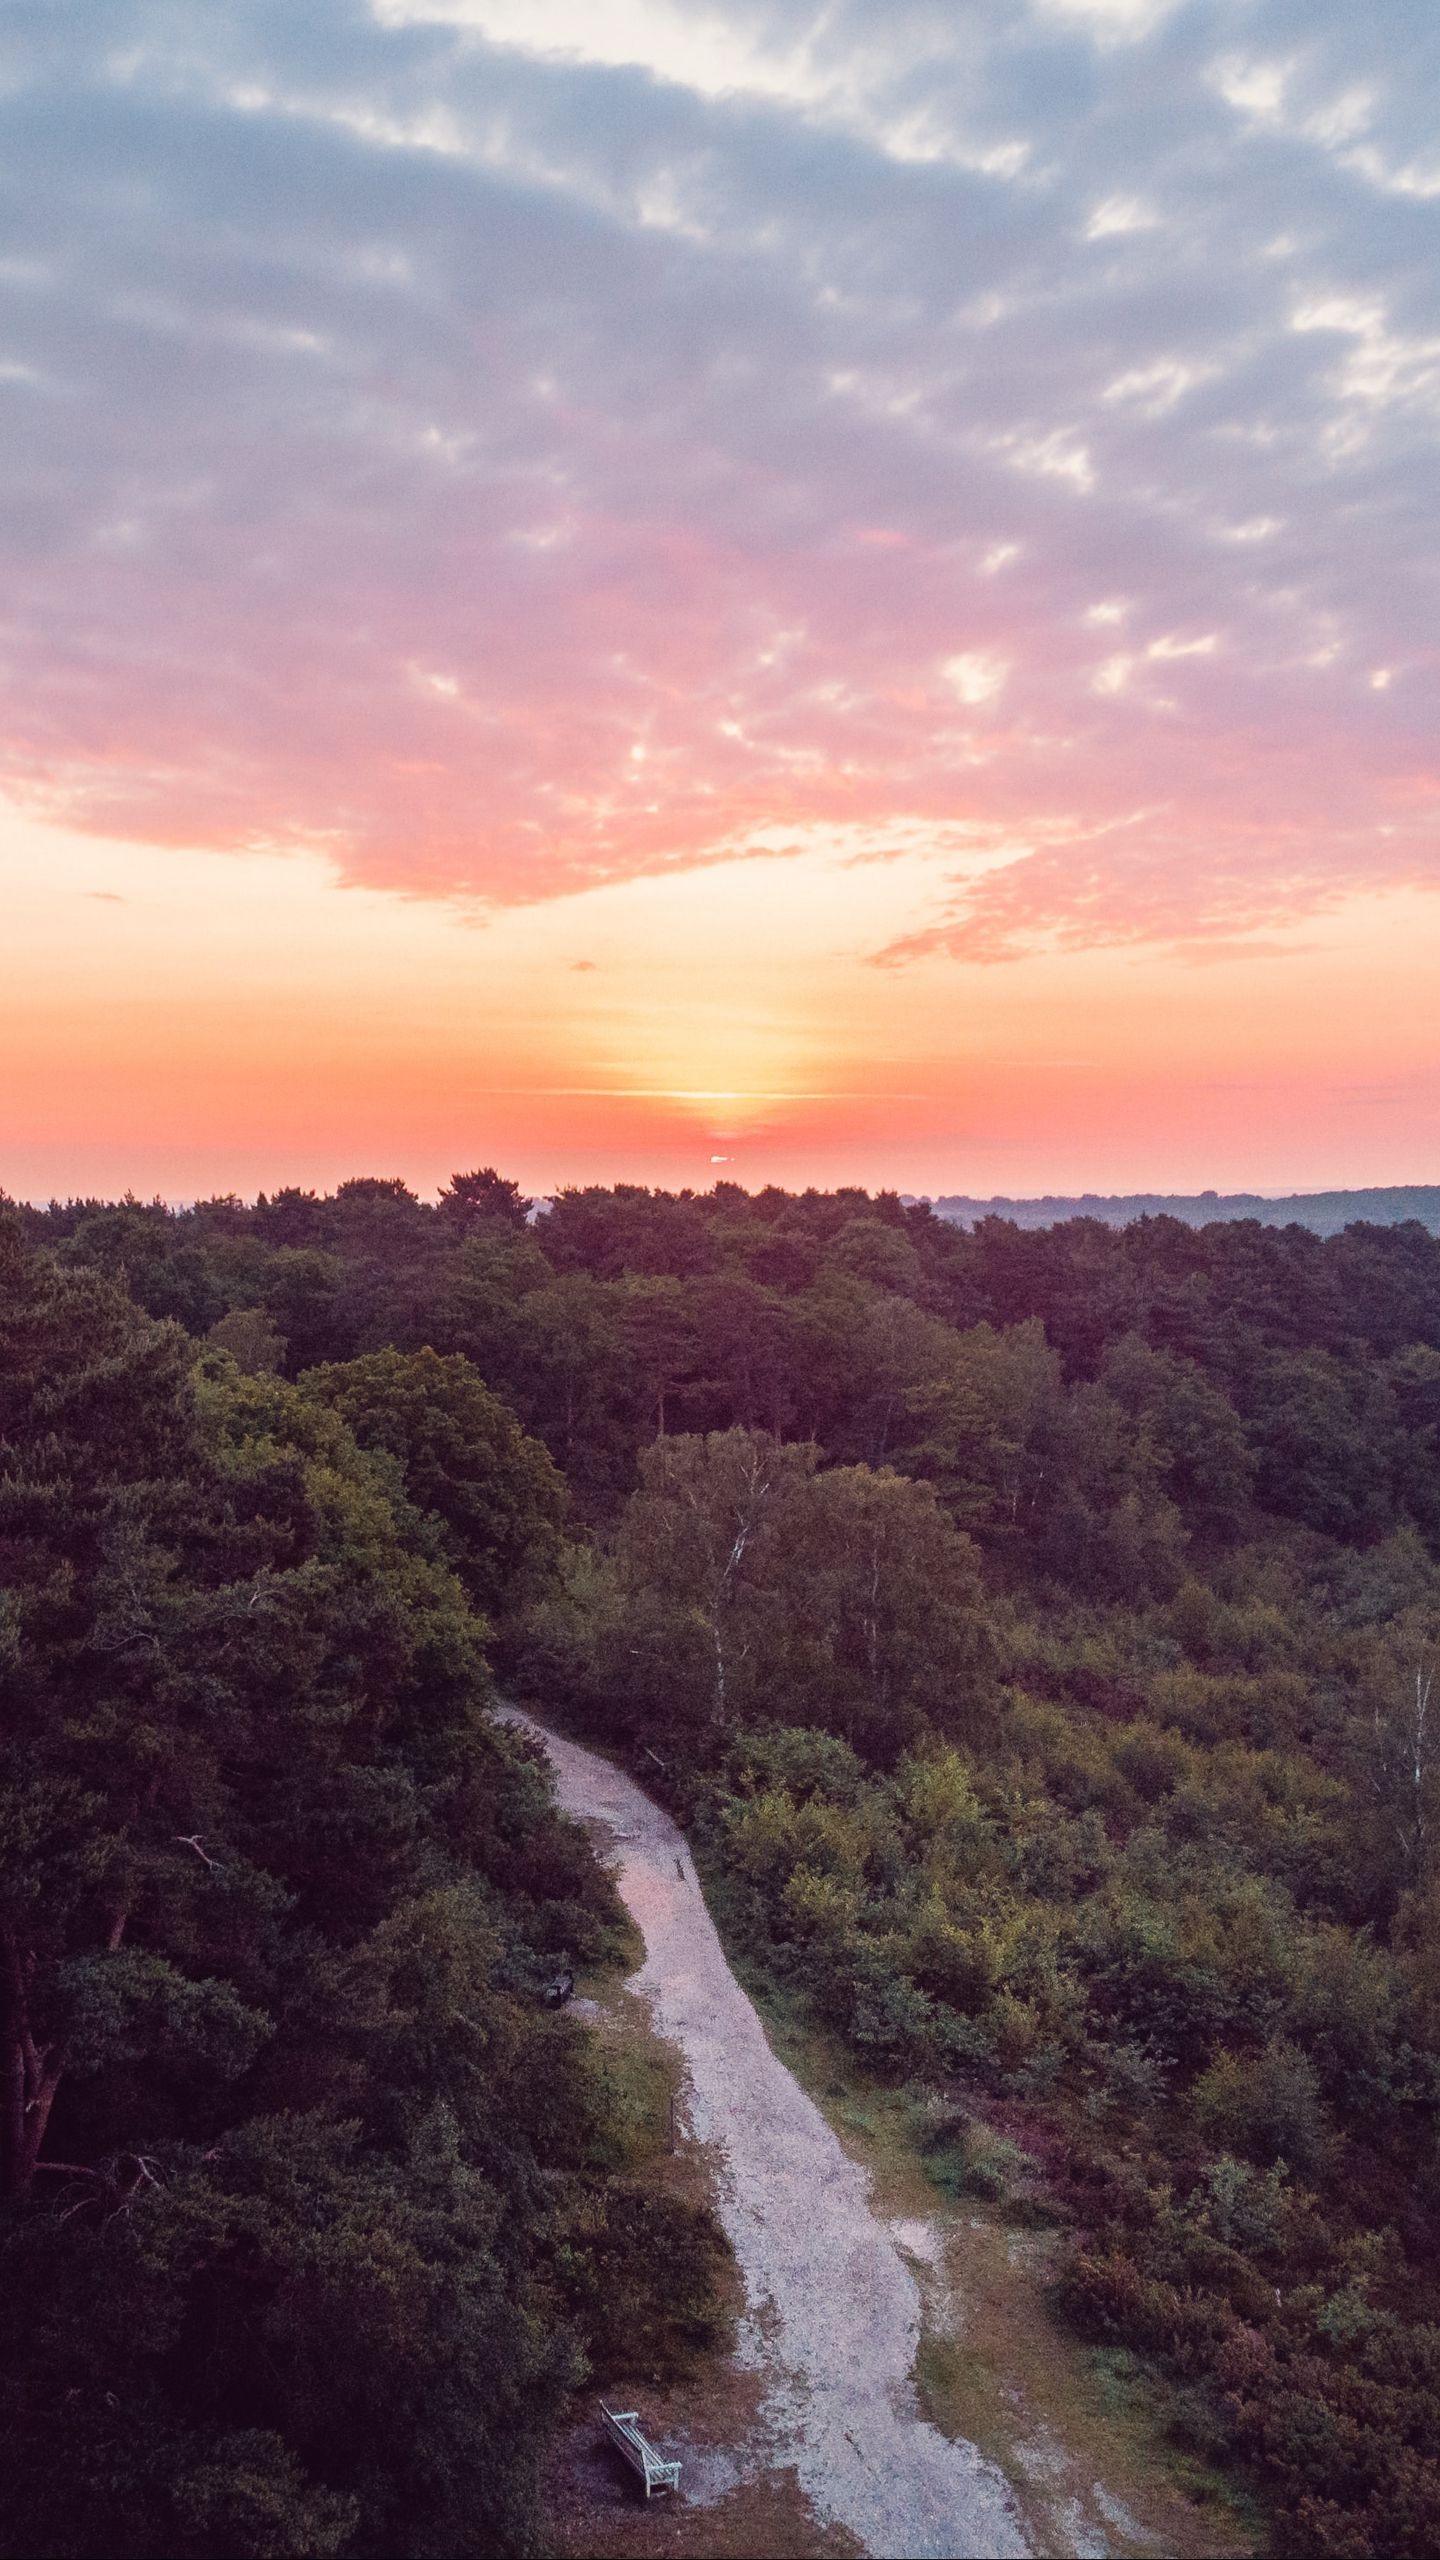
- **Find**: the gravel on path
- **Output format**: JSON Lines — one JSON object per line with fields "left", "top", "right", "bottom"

{"left": 508, "top": 1711, "right": 1029, "bottom": 2560}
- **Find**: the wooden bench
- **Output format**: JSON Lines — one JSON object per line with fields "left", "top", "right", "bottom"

{"left": 599, "top": 2401, "right": 682, "bottom": 2499}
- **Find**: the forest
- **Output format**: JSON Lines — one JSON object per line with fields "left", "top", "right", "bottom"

{"left": 6, "top": 1170, "right": 1440, "bottom": 2557}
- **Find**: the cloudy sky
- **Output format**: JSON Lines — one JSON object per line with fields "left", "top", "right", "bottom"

{"left": 2, "top": 0, "right": 1437, "bottom": 1197}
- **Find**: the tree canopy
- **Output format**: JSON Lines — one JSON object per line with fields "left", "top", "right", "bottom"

{"left": 12, "top": 1172, "right": 1440, "bottom": 2555}
{"left": 0, "top": 1218, "right": 721, "bottom": 2559}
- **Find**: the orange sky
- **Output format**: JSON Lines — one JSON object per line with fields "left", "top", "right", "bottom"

{"left": 4, "top": 2, "right": 1438, "bottom": 1204}
{"left": 5, "top": 795, "right": 1437, "bottom": 1203}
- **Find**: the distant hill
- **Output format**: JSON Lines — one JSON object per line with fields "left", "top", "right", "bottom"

{"left": 929, "top": 1186, "right": 1440, "bottom": 1238}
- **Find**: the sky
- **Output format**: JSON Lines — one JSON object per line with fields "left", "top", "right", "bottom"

{"left": 1, "top": 0, "right": 1438, "bottom": 1202}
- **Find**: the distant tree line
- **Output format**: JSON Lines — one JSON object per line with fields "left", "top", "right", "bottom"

{"left": 18, "top": 1174, "right": 1440, "bottom": 1546}
{"left": 932, "top": 1184, "right": 1440, "bottom": 1238}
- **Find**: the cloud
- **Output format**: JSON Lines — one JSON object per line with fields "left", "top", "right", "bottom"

{"left": 0, "top": 0, "right": 1434, "bottom": 955}
{"left": 943, "top": 651, "right": 1010, "bottom": 706}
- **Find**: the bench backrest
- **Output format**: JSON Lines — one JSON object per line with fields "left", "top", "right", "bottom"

{"left": 599, "top": 2404, "right": 681, "bottom": 2495}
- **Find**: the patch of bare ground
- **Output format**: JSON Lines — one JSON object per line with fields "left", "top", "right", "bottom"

{"left": 544, "top": 2373, "right": 856, "bottom": 2560}
{"left": 520, "top": 1712, "right": 1255, "bottom": 2560}
{"left": 543, "top": 1979, "right": 852, "bottom": 2560}
{"left": 911, "top": 2215, "right": 1253, "bottom": 2560}
{"left": 744, "top": 2008, "right": 1257, "bottom": 2560}
{"left": 515, "top": 1711, "right": 1027, "bottom": 2560}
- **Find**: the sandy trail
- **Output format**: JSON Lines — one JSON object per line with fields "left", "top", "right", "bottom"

{"left": 509, "top": 1712, "right": 1028, "bottom": 2560}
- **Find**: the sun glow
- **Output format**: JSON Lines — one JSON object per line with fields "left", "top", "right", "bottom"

{"left": 3, "top": 2, "right": 1439, "bottom": 1206}
{"left": 5, "top": 792, "right": 1440, "bottom": 1204}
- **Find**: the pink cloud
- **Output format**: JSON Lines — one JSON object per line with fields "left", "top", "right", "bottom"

{"left": 0, "top": 0, "right": 1435, "bottom": 955}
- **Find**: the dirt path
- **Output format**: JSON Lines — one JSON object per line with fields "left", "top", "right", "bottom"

{"left": 509, "top": 1712, "right": 1028, "bottom": 2560}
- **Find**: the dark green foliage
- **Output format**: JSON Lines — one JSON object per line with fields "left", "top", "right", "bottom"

{"left": 527, "top": 1428, "right": 993, "bottom": 1762}
{"left": 0, "top": 1221, "right": 721, "bottom": 2558}
{"left": 550, "top": 2181, "right": 730, "bottom": 2376}
{"left": 18, "top": 1172, "right": 1440, "bottom": 2554}
{"left": 298, "top": 1346, "right": 566, "bottom": 1620}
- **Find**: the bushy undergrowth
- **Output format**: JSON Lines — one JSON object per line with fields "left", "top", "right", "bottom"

{"left": 676, "top": 1583, "right": 1440, "bottom": 2557}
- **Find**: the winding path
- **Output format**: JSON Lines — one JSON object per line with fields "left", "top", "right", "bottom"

{"left": 509, "top": 1711, "right": 1029, "bottom": 2560}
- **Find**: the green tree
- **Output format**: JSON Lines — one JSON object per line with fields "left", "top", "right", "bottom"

{"left": 764, "top": 1463, "right": 995, "bottom": 1755}
{"left": 609, "top": 1430, "right": 991, "bottom": 1758}
{"left": 1100, "top": 1334, "right": 1254, "bottom": 1534}
{"left": 0, "top": 1221, "right": 663, "bottom": 2558}
{"left": 437, "top": 1166, "right": 531, "bottom": 1235}
{"left": 615, "top": 1428, "right": 815, "bottom": 1735}
{"left": 299, "top": 1347, "right": 565, "bottom": 1620}
{"left": 902, "top": 1318, "right": 1061, "bottom": 1533}
{"left": 204, "top": 1305, "right": 286, "bottom": 1374}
